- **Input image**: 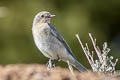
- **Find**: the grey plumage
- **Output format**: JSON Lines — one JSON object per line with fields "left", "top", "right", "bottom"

{"left": 32, "top": 11, "right": 87, "bottom": 72}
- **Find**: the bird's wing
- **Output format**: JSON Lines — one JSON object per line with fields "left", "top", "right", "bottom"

{"left": 48, "top": 24, "right": 75, "bottom": 57}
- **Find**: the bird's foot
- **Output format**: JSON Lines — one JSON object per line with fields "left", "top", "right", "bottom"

{"left": 46, "top": 59, "right": 59, "bottom": 70}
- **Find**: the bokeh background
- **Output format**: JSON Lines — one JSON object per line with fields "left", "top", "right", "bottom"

{"left": 0, "top": 0, "right": 120, "bottom": 69}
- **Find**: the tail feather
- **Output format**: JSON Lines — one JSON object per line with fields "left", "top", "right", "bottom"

{"left": 71, "top": 59, "right": 87, "bottom": 72}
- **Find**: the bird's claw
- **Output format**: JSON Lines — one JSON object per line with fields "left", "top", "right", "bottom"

{"left": 46, "top": 59, "right": 56, "bottom": 70}
{"left": 46, "top": 59, "right": 59, "bottom": 70}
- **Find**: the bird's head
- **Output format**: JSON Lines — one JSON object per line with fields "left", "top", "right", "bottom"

{"left": 33, "top": 11, "right": 55, "bottom": 25}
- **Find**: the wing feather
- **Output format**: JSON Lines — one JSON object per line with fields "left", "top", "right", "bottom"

{"left": 48, "top": 24, "right": 74, "bottom": 57}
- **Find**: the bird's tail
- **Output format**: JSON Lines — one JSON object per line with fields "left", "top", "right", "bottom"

{"left": 69, "top": 58, "right": 87, "bottom": 72}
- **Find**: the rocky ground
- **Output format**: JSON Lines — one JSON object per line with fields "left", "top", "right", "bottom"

{"left": 0, "top": 64, "right": 119, "bottom": 80}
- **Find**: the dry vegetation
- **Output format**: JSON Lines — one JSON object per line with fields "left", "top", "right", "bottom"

{"left": 76, "top": 33, "right": 118, "bottom": 73}
{"left": 0, "top": 64, "right": 120, "bottom": 80}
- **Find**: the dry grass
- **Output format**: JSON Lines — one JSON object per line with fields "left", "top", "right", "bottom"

{"left": 0, "top": 64, "right": 119, "bottom": 80}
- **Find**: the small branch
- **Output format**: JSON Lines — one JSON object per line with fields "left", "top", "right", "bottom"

{"left": 67, "top": 60, "right": 75, "bottom": 76}
{"left": 89, "top": 33, "right": 103, "bottom": 63}
{"left": 75, "top": 34, "right": 94, "bottom": 70}
{"left": 76, "top": 33, "right": 118, "bottom": 73}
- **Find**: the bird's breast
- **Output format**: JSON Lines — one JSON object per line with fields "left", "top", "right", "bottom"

{"left": 32, "top": 25, "right": 50, "bottom": 48}
{"left": 32, "top": 24, "right": 69, "bottom": 60}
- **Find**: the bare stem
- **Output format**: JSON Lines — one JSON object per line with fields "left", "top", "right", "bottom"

{"left": 76, "top": 33, "right": 118, "bottom": 73}
{"left": 75, "top": 34, "right": 94, "bottom": 70}
{"left": 89, "top": 33, "right": 103, "bottom": 63}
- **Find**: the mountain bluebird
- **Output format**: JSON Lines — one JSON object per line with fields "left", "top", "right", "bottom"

{"left": 32, "top": 11, "right": 87, "bottom": 72}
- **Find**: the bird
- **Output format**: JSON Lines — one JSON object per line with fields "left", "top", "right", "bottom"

{"left": 32, "top": 11, "right": 87, "bottom": 72}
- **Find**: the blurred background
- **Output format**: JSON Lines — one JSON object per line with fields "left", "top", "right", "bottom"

{"left": 0, "top": 0, "right": 119, "bottom": 69}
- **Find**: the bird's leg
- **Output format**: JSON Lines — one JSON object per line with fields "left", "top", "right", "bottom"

{"left": 46, "top": 59, "right": 52, "bottom": 70}
{"left": 46, "top": 58, "right": 59, "bottom": 70}
{"left": 51, "top": 59, "right": 59, "bottom": 67}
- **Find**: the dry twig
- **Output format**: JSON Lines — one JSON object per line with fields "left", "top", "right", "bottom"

{"left": 76, "top": 33, "right": 118, "bottom": 73}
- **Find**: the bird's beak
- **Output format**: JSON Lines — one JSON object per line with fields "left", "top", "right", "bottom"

{"left": 50, "top": 15, "right": 55, "bottom": 17}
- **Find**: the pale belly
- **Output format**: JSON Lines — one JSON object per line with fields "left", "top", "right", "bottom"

{"left": 33, "top": 32, "right": 69, "bottom": 60}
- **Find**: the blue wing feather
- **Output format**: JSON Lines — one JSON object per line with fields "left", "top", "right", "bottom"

{"left": 48, "top": 24, "right": 75, "bottom": 57}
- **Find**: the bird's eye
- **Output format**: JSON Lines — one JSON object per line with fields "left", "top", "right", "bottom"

{"left": 41, "top": 15, "right": 44, "bottom": 18}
